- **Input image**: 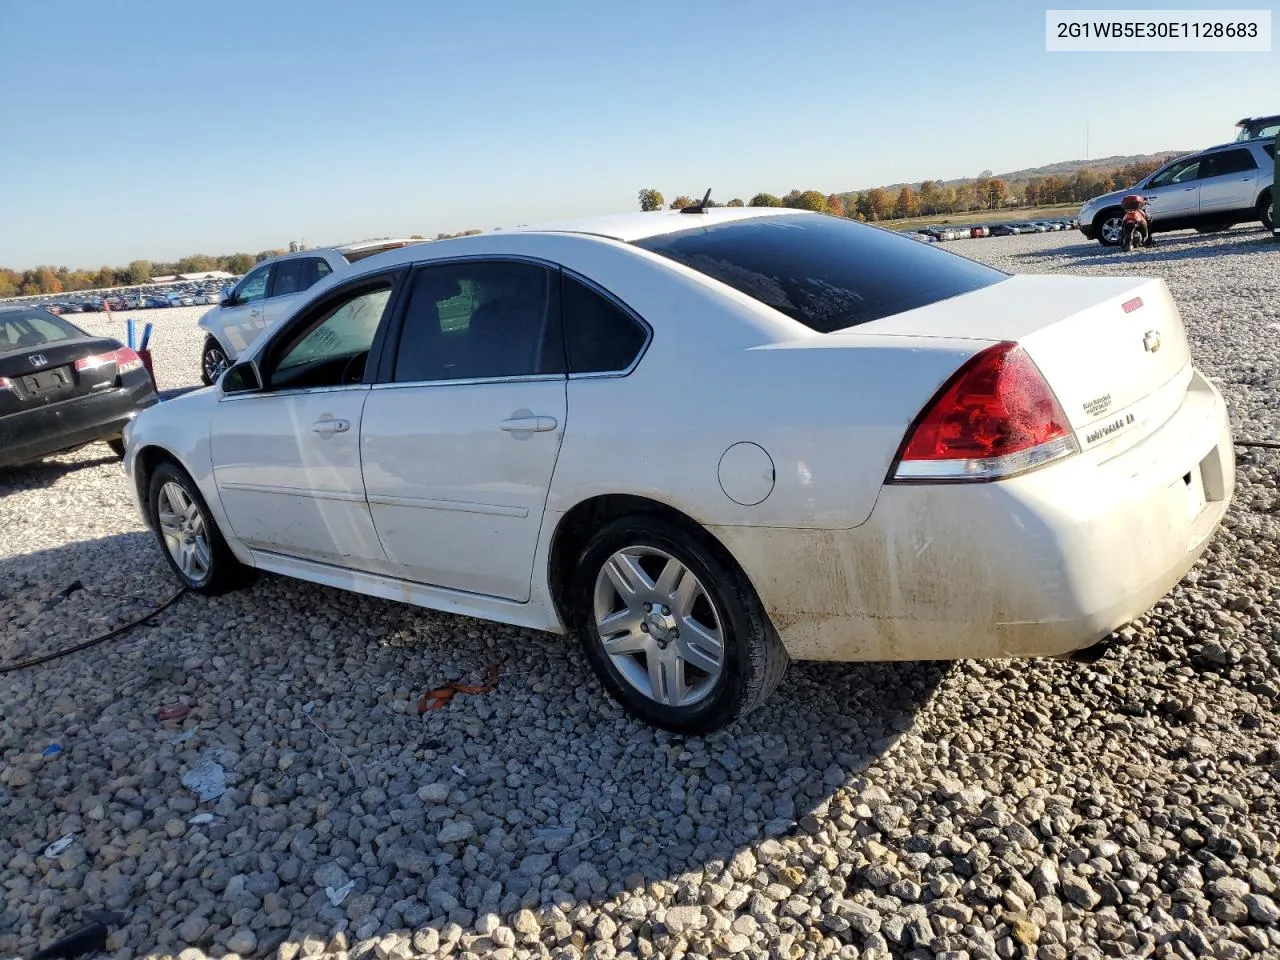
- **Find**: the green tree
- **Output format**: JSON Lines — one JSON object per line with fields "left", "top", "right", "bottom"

{"left": 638, "top": 188, "right": 666, "bottom": 212}
{"left": 127, "top": 260, "right": 151, "bottom": 285}
{"left": 94, "top": 266, "right": 116, "bottom": 289}
{"left": 787, "top": 190, "right": 828, "bottom": 212}
{"left": 748, "top": 193, "right": 782, "bottom": 207}
{"left": 225, "top": 253, "right": 255, "bottom": 275}
{"left": 177, "top": 254, "right": 216, "bottom": 273}
{"left": 725, "top": 198, "right": 745, "bottom": 207}
{"left": 669, "top": 195, "right": 695, "bottom": 210}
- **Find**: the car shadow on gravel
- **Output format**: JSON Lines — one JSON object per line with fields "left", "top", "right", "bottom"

{"left": 1007, "top": 227, "right": 1275, "bottom": 268}
{"left": 0, "top": 532, "right": 950, "bottom": 958}
{"left": 0, "top": 448, "right": 121, "bottom": 493}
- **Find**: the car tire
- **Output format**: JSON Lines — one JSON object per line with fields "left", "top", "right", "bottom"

{"left": 1094, "top": 209, "right": 1124, "bottom": 247}
{"left": 1259, "top": 191, "right": 1274, "bottom": 232}
{"left": 200, "top": 337, "right": 231, "bottom": 387}
{"left": 147, "top": 461, "right": 246, "bottom": 595}
{"left": 569, "top": 515, "right": 789, "bottom": 734}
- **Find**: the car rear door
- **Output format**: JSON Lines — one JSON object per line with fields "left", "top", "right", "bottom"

{"left": 209, "top": 271, "right": 403, "bottom": 571}
{"left": 1197, "top": 147, "right": 1261, "bottom": 217}
{"left": 359, "top": 258, "right": 566, "bottom": 602}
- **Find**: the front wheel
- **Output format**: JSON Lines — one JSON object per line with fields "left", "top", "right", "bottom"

{"left": 570, "top": 516, "right": 789, "bottom": 734}
{"left": 148, "top": 461, "right": 246, "bottom": 594}
{"left": 1121, "top": 223, "right": 1137, "bottom": 252}
{"left": 1095, "top": 209, "right": 1124, "bottom": 247}
{"left": 200, "top": 337, "right": 231, "bottom": 387}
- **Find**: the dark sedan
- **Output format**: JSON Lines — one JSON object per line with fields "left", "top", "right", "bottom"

{"left": 0, "top": 306, "right": 159, "bottom": 468}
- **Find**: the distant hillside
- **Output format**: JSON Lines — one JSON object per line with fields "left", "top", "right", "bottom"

{"left": 844, "top": 151, "right": 1189, "bottom": 196}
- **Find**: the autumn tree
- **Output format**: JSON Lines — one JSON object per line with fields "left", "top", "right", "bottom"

{"left": 784, "top": 190, "right": 828, "bottom": 212}
{"left": 918, "top": 180, "right": 940, "bottom": 216}
{"left": 669, "top": 196, "right": 695, "bottom": 210}
{"left": 0, "top": 268, "right": 19, "bottom": 298}
{"left": 986, "top": 178, "right": 1009, "bottom": 209}
{"left": 638, "top": 188, "right": 665, "bottom": 212}
{"left": 725, "top": 198, "right": 745, "bottom": 207}
{"left": 224, "top": 253, "right": 255, "bottom": 275}
{"left": 748, "top": 193, "right": 781, "bottom": 207}
{"left": 825, "top": 193, "right": 845, "bottom": 217}
{"left": 894, "top": 185, "right": 917, "bottom": 219}
{"left": 864, "top": 187, "right": 891, "bottom": 221}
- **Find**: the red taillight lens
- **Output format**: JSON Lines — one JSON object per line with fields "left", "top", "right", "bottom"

{"left": 115, "top": 347, "right": 144, "bottom": 374}
{"left": 0, "top": 376, "right": 11, "bottom": 391}
{"left": 891, "top": 341, "right": 1078, "bottom": 482}
{"left": 75, "top": 347, "right": 143, "bottom": 375}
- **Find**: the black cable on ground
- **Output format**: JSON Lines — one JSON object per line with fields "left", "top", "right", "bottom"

{"left": 1235, "top": 439, "right": 1280, "bottom": 450}
{"left": 0, "top": 587, "right": 187, "bottom": 675}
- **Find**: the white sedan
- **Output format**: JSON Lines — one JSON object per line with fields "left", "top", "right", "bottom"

{"left": 122, "top": 207, "right": 1234, "bottom": 733}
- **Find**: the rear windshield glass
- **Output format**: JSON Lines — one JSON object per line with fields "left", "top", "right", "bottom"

{"left": 0, "top": 310, "right": 83, "bottom": 353}
{"left": 632, "top": 213, "right": 1007, "bottom": 333}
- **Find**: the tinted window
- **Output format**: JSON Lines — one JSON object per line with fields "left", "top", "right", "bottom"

{"left": 235, "top": 264, "right": 271, "bottom": 303}
{"left": 269, "top": 282, "right": 393, "bottom": 391}
{"left": 0, "top": 310, "right": 82, "bottom": 353}
{"left": 393, "top": 261, "right": 562, "bottom": 382}
{"left": 270, "top": 259, "right": 307, "bottom": 298}
{"left": 1206, "top": 149, "right": 1258, "bottom": 176}
{"left": 632, "top": 213, "right": 1007, "bottom": 333}
{"left": 562, "top": 275, "right": 647, "bottom": 373}
{"left": 1264, "top": 143, "right": 1276, "bottom": 160}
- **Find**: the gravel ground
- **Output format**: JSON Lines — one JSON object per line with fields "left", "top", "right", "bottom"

{"left": 2, "top": 228, "right": 1279, "bottom": 960}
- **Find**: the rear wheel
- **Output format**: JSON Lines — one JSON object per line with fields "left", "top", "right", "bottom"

{"left": 570, "top": 516, "right": 789, "bottom": 734}
{"left": 200, "top": 337, "right": 231, "bottom": 386}
{"left": 148, "top": 461, "right": 246, "bottom": 594}
{"left": 1259, "top": 191, "right": 1274, "bottom": 232}
{"left": 1094, "top": 209, "right": 1124, "bottom": 247}
{"left": 1121, "top": 223, "right": 1137, "bottom": 252}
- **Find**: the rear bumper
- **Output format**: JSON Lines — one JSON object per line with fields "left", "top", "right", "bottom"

{"left": 0, "top": 374, "right": 158, "bottom": 468}
{"left": 713, "top": 369, "right": 1234, "bottom": 661}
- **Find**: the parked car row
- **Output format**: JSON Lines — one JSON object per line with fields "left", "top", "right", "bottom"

{"left": 905, "top": 217, "right": 1079, "bottom": 243}
{"left": 27, "top": 280, "right": 242, "bottom": 317}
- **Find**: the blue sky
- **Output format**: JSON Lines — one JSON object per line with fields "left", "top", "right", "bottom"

{"left": 0, "top": 0, "right": 1274, "bottom": 267}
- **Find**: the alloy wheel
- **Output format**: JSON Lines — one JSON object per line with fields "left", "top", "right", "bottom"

{"left": 203, "top": 345, "right": 229, "bottom": 383}
{"left": 157, "top": 481, "right": 211, "bottom": 582}
{"left": 592, "top": 546, "right": 725, "bottom": 708}
{"left": 1100, "top": 216, "right": 1124, "bottom": 245}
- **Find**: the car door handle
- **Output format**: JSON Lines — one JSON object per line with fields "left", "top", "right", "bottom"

{"left": 312, "top": 417, "right": 350, "bottom": 436}
{"left": 501, "top": 415, "right": 557, "bottom": 433}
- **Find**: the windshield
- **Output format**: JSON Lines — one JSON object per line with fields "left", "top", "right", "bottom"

{"left": 0, "top": 310, "right": 84, "bottom": 354}
{"left": 632, "top": 213, "right": 1007, "bottom": 334}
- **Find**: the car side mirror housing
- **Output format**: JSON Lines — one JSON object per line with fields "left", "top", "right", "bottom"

{"left": 221, "top": 360, "right": 263, "bottom": 394}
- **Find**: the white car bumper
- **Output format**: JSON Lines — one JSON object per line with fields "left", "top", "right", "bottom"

{"left": 714, "top": 369, "right": 1235, "bottom": 662}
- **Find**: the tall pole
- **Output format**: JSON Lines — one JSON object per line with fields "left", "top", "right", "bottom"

{"left": 1086, "top": 122, "right": 1090, "bottom": 161}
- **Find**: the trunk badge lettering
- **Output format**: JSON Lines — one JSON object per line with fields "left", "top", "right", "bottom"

{"left": 1143, "top": 330, "right": 1162, "bottom": 353}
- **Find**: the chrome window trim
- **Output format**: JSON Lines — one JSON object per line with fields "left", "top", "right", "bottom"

{"left": 371, "top": 373, "right": 564, "bottom": 391}
{"left": 219, "top": 383, "right": 371, "bottom": 403}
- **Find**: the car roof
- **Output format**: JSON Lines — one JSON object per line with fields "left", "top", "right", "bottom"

{"left": 1198, "top": 136, "right": 1275, "bottom": 154}
{"left": 507, "top": 205, "right": 809, "bottom": 242}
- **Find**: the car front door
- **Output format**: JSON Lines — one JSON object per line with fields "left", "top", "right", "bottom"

{"left": 210, "top": 271, "right": 402, "bottom": 570}
{"left": 359, "top": 258, "right": 567, "bottom": 602}
{"left": 1140, "top": 155, "right": 1205, "bottom": 225}
{"left": 1197, "top": 148, "right": 1260, "bottom": 218}
{"left": 218, "top": 263, "right": 273, "bottom": 358}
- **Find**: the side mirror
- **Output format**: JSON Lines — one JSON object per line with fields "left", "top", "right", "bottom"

{"left": 220, "top": 360, "right": 263, "bottom": 394}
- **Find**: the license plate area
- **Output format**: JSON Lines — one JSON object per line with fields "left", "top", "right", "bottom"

{"left": 20, "top": 366, "right": 71, "bottom": 396}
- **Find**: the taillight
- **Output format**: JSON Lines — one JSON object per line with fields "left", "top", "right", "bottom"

{"left": 0, "top": 377, "right": 11, "bottom": 391}
{"left": 889, "top": 341, "right": 1078, "bottom": 483}
{"left": 75, "top": 347, "right": 143, "bottom": 375}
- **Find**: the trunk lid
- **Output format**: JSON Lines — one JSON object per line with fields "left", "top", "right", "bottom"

{"left": 0, "top": 336, "right": 124, "bottom": 415}
{"left": 846, "top": 274, "right": 1192, "bottom": 458}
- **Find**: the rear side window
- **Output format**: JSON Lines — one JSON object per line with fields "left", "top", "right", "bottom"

{"left": 632, "top": 213, "right": 1007, "bottom": 333}
{"left": 270, "top": 259, "right": 307, "bottom": 297}
{"left": 1207, "top": 149, "right": 1258, "bottom": 176}
{"left": 561, "top": 275, "right": 648, "bottom": 374}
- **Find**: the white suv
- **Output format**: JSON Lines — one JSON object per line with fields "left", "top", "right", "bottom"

{"left": 197, "top": 239, "right": 425, "bottom": 384}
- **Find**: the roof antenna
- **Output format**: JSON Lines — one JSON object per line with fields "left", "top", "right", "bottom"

{"left": 681, "top": 188, "right": 712, "bottom": 214}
